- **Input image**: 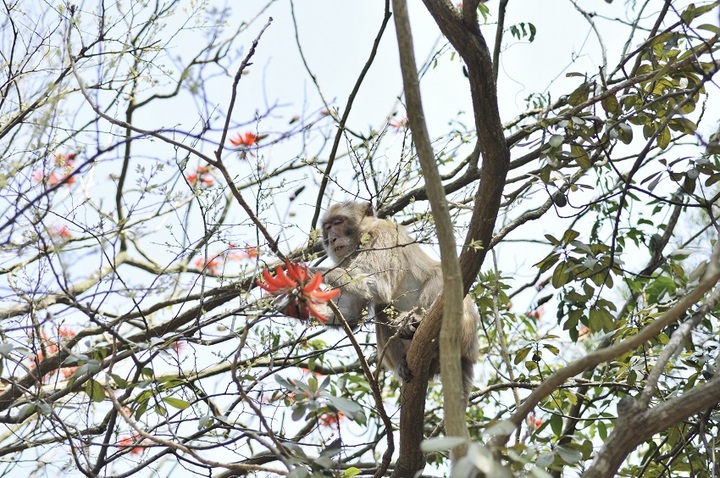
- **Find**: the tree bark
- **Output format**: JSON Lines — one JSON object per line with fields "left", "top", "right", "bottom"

{"left": 392, "top": 0, "right": 469, "bottom": 468}
{"left": 392, "top": 1, "right": 511, "bottom": 476}
{"left": 583, "top": 371, "right": 720, "bottom": 478}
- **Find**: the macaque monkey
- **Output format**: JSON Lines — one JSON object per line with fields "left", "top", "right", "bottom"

{"left": 318, "top": 201, "right": 479, "bottom": 395}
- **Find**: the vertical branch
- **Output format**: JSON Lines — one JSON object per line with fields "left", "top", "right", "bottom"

{"left": 492, "top": 0, "right": 509, "bottom": 82}
{"left": 392, "top": 0, "right": 469, "bottom": 472}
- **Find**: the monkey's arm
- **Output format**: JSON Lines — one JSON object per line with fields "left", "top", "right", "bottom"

{"left": 319, "top": 266, "right": 379, "bottom": 327}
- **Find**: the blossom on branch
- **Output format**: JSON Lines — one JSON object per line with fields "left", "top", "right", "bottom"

{"left": 185, "top": 165, "right": 214, "bottom": 187}
{"left": 117, "top": 433, "right": 144, "bottom": 455}
{"left": 226, "top": 243, "right": 259, "bottom": 260}
{"left": 50, "top": 225, "right": 72, "bottom": 240}
{"left": 194, "top": 256, "right": 221, "bottom": 275}
{"left": 229, "top": 131, "right": 258, "bottom": 147}
{"left": 389, "top": 116, "right": 408, "bottom": 130}
{"left": 32, "top": 152, "right": 78, "bottom": 187}
{"left": 527, "top": 414, "right": 544, "bottom": 430}
{"left": 319, "top": 411, "right": 345, "bottom": 429}
{"left": 256, "top": 261, "right": 340, "bottom": 323}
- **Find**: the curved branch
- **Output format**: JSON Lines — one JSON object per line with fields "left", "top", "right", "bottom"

{"left": 493, "top": 243, "right": 720, "bottom": 448}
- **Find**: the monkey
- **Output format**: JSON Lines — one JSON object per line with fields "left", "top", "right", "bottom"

{"left": 317, "top": 201, "right": 479, "bottom": 396}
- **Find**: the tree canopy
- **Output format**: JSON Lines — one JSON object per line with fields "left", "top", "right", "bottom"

{"left": 1, "top": 1, "right": 720, "bottom": 477}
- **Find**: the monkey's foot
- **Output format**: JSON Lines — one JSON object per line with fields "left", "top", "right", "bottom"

{"left": 398, "top": 356, "right": 413, "bottom": 382}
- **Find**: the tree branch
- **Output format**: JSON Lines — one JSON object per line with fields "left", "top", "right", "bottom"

{"left": 392, "top": 0, "right": 469, "bottom": 468}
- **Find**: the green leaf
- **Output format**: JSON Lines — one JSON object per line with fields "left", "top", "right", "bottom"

{"left": 597, "top": 420, "right": 607, "bottom": 441}
{"left": 549, "top": 134, "right": 564, "bottom": 148}
{"left": 485, "top": 420, "right": 516, "bottom": 438}
{"left": 601, "top": 93, "right": 619, "bottom": 114}
{"left": 343, "top": 468, "right": 362, "bottom": 478}
{"left": 656, "top": 126, "right": 671, "bottom": 149}
{"left": 135, "top": 401, "right": 148, "bottom": 420}
{"left": 544, "top": 234, "right": 561, "bottom": 246}
{"left": 706, "top": 173, "right": 720, "bottom": 187}
{"left": 536, "top": 453, "right": 555, "bottom": 469}
{"left": 561, "top": 229, "right": 580, "bottom": 244}
{"left": 291, "top": 404, "right": 306, "bottom": 421}
{"left": 324, "top": 394, "right": 364, "bottom": 422}
{"left": 646, "top": 276, "right": 676, "bottom": 303}
{"left": 570, "top": 144, "right": 592, "bottom": 169}
{"left": 568, "top": 82, "right": 591, "bottom": 106}
{"left": 514, "top": 347, "right": 530, "bottom": 364}
{"left": 85, "top": 379, "right": 105, "bottom": 403}
{"left": 616, "top": 123, "right": 633, "bottom": 144}
{"left": 669, "top": 118, "right": 697, "bottom": 134}
{"left": 589, "top": 307, "right": 615, "bottom": 332}
{"left": 109, "top": 373, "right": 128, "bottom": 389}
{"left": 287, "top": 467, "right": 309, "bottom": 478}
{"left": 163, "top": 397, "right": 191, "bottom": 410}
{"left": 698, "top": 23, "right": 720, "bottom": 35}
{"left": 0, "top": 342, "right": 13, "bottom": 357}
{"left": 557, "top": 445, "right": 583, "bottom": 464}
{"left": 198, "top": 415, "right": 213, "bottom": 429}
{"left": 681, "top": 3, "right": 717, "bottom": 25}
{"left": 550, "top": 413, "right": 563, "bottom": 436}
{"left": 551, "top": 262, "right": 570, "bottom": 288}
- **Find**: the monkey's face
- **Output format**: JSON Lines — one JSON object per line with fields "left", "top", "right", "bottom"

{"left": 321, "top": 213, "right": 360, "bottom": 263}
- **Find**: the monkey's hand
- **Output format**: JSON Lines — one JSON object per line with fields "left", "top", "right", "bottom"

{"left": 396, "top": 308, "right": 424, "bottom": 340}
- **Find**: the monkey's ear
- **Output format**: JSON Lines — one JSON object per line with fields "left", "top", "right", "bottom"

{"left": 362, "top": 202, "right": 374, "bottom": 217}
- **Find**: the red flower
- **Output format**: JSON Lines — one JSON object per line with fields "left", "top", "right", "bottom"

{"left": 527, "top": 414, "right": 543, "bottom": 430}
{"left": 526, "top": 305, "right": 545, "bottom": 320}
{"left": 50, "top": 225, "right": 72, "bottom": 240}
{"left": 60, "top": 366, "right": 79, "bottom": 379}
{"left": 194, "top": 256, "right": 221, "bottom": 274}
{"left": 58, "top": 326, "right": 75, "bottom": 339}
{"left": 170, "top": 340, "right": 185, "bottom": 355}
{"left": 54, "top": 152, "right": 76, "bottom": 167}
{"left": 256, "top": 261, "right": 340, "bottom": 323}
{"left": 33, "top": 170, "right": 69, "bottom": 186}
{"left": 32, "top": 152, "right": 78, "bottom": 187}
{"left": 319, "top": 411, "right": 345, "bottom": 429}
{"left": 226, "top": 243, "right": 260, "bottom": 261}
{"left": 229, "top": 131, "right": 258, "bottom": 147}
{"left": 186, "top": 165, "right": 214, "bottom": 186}
{"left": 389, "top": 117, "right": 408, "bottom": 130}
{"left": 117, "top": 433, "right": 144, "bottom": 455}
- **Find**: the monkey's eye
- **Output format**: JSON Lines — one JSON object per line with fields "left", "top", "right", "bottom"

{"left": 323, "top": 217, "right": 344, "bottom": 231}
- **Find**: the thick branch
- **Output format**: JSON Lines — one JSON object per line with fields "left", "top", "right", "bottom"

{"left": 390, "top": 1, "right": 510, "bottom": 475}
{"left": 419, "top": 0, "right": 510, "bottom": 292}
{"left": 583, "top": 371, "right": 720, "bottom": 478}
{"left": 493, "top": 244, "right": 720, "bottom": 448}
